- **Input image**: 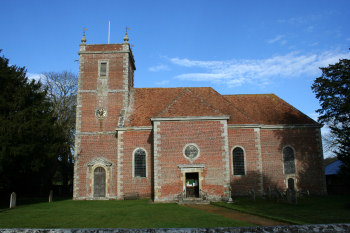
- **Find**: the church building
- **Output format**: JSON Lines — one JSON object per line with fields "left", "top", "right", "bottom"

{"left": 73, "top": 33, "right": 326, "bottom": 202}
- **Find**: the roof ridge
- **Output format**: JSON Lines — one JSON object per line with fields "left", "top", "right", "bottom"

{"left": 186, "top": 88, "right": 226, "bottom": 115}
{"left": 271, "top": 95, "right": 319, "bottom": 125}
{"left": 156, "top": 88, "right": 225, "bottom": 117}
{"left": 218, "top": 94, "right": 257, "bottom": 123}
{"left": 135, "top": 87, "right": 212, "bottom": 90}
{"left": 223, "top": 93, "right": 275, "bottom": 96}
{"left": 156, "top": 88, "right": 188, "bottom": 117}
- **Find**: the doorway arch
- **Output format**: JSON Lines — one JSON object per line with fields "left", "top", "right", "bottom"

{"left": 94, "top": 167, "right": 106, "bottom": 197}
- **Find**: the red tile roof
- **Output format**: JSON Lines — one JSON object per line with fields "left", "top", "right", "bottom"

{"left": 123, "top": 88, "right": 317, "bottom": 127}
{"left": 223, "top": 94, "right": 317, "bottom": 125}
{"left": 156, "top": 88, "right": 225, "bottom": 118}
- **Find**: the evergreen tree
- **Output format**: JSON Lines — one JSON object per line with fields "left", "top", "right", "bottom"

{"left": 0, "top": 51, "right": 59, "bottom": 195}
{"left": 312, "top": 58, "right": 350, "bottom": 183}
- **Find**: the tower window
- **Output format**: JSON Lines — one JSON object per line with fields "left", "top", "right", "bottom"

{"left": 100, "top": 62, "right": 107, "bottom": 77}
{"left": 233, "top": 147, "right": 245, "bottom": 175}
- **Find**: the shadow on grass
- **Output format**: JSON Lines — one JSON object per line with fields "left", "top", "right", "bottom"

{"left": 212, "top": 194, "right": 350, "bottom": 225}
{"left": 0, "top": 196, "right": 72, "bottom": 212}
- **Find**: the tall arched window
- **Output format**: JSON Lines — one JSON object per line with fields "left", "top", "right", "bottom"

{"left": 283, "top": 146, "right": 296, "bottom": 174}
{"left": 134, "top": 148, "right": 146, "bottom": 177}
{"left": 233, "top": 147, "right": 245, "bottom": 175}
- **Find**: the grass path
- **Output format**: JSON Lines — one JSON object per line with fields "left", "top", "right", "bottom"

{"left": 212, "top": 195, "right": 350, "bottom": 225}
{"left": 186, "top": 204, "right": 289, "bottom": 226}
{"left": 0, "top": 199, "right": 252, "bottom": 228}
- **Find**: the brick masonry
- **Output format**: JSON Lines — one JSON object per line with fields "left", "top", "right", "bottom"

{"left": 73, "top": 38, "right": 326, "bottom": 201}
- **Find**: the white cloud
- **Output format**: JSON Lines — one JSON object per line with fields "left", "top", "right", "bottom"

{"left": 278, "top": 16, "right": 306, "bottom": 25}
{"left": 148, "top": 64, "right": 169, "bottom": 72}
{"left": 267, "top": 35, "right": 285, "bottom": 44}
{"left": 155, "top": 80, "right": 170, "bottom": 86}
{"left": 168, "top": 51, "right": 350, "bottom": 87}
{"left": 27, "top": 73, "right": 42, "bottom": 82}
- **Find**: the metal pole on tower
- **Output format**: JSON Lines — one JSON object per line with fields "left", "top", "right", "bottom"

{"left": 108, "top": 20, "right": 110, "bottom": 44}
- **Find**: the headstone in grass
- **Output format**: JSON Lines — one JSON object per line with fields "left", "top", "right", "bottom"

{"left": 249, "top": 189, "right": 256, "bottom": 201}
{"left": 286, "top": 188, "right": 298, "bottom": 205}
{"left": 291, "top": 188, "right": 297, "bottom": 204}
{"left": 9, "top": 192, "right": 16, "bottom": 208}
{"left": 227, "top": 187, "right": 234, "bottom": 203}
{"left": 49, "top": 190, "right": 53, "bottom": 203}
{"left": 273, "top": 187, "right": 282, "bottom": 202}
{"left": 267, "top": 186, "right": 271, "bottom": 200}
{"left": 286, "top": 188, "right": 291, "bottom": 203}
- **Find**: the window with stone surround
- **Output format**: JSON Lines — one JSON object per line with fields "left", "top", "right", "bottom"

{"left": 283, "top": 146, "right": 296, "bottom": 174}
{"left": 233, "top": 147, "right": 245, "bottom": 175}
{"left": 134, "top": 148, "right": 146, "bottom": 177}
{"left": 98, "top": 60, "right": 109, "bottom": 78}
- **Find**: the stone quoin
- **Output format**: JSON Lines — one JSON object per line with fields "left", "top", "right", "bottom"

{"left": 73, "top": 33, "right": 326, "bottom": 202}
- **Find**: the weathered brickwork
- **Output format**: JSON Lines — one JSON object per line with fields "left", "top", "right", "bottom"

{"left": 154, "top": 120, "right": 228, "bottom": 201}
{"left": 228, "top": 128, "right": 263, "bottom": 195}
{"left": 73, "top": 37, "right": 326, "bottom": 201}
{"left": 119, "top": 130, "right": 153, "bottom": 198}
{"left": 73, "top": 37, "right": 135, "bottom": 200}
{"left": 260, "top": 127, "right": 326, "bottom": 194}
{"left": 75, "top": 134, "right": 118, "bottom": 199}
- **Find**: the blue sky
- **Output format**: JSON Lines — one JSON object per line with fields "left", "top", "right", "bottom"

{"left": 1, "top": 0, "right": 349, "bottom": 156}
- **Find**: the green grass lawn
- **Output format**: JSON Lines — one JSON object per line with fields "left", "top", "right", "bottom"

{"left": 0, "top": 199, "right": 252, "bottom": 228}
{"left": 212, "top": 195, "right": 350, "bottom": 225}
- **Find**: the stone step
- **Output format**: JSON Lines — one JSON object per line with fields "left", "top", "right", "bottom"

{"left": 178, "top": 198, "right": 210, "bottom": 205}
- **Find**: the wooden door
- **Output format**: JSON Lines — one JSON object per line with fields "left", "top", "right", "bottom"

{"left": 94, "top": 167, "right": 106, "bottom": 197}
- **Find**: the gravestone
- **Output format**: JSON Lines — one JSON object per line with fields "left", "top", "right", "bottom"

{"left": 286, "top": 188, "right": 292, "bottom": 203}
{"left": 49, "top": 190, "right": 53, "bottom": 203}
{"left": 286, "top": 188, "right": 297, "bottom": 204}
{"left": 227, "top": 186, "right": 234, "bottom": 203}
{"left": 273, "top": 187, "right": 282, "bottom": 202}
{"left": 9, "top": 192, "right": 16, "bottom": 208}
{"left": 291, "top": 188, "right": 297, "bottom": 204}
{"left": 267, "top": 186, "right": 271, "bottom": 200}
{"left": 250, "top": 189, "right": 256, "bottom": 201}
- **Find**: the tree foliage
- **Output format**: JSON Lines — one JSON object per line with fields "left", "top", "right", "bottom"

{"left": 41, "top": 71, "right": 77, "bottom": 194}
{"left": 312, "top": 58, "right": 350, "bottom": 179}
{"left": 0, "top": 52, "right": 60, "bottom": 195}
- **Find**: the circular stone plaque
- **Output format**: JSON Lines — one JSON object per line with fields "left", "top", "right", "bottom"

{"left": 184, "top": 144, "right": 199, "bottom": 160}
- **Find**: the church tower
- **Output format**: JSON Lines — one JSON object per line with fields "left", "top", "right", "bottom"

{"left": 73, "top": 32, "right": 136, "bottom": 199}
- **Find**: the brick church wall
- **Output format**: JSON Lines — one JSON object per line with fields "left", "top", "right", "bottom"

{"left": 73, "top": 41, "right": 134, "bottom": 199}
{"left": 154, "top": 120, "right": 229, "bottom": 202}
{"left": 75, "top": 134, "right": 118, "bottom": 199}
{"left": 260, "top": 128, "right": 326, "bottom": 195}
{"left": 118, "top": 130, "right": 153, "bottom": 199}
{"left": 228, "top": 128, "right": 263, "bottom": 195}
{"left": 73, "top": 38, "right": 326, "bottom": 201}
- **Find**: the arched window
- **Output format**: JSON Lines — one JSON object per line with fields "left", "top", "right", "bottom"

{"left": 134, "top": 148, "right": 146, "bottom": 177}
{"left": 232, "top": 147, "right": 245, "bottom": 175}
{"left": 283, "top": 146, "right": 296, "bottom": 174}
